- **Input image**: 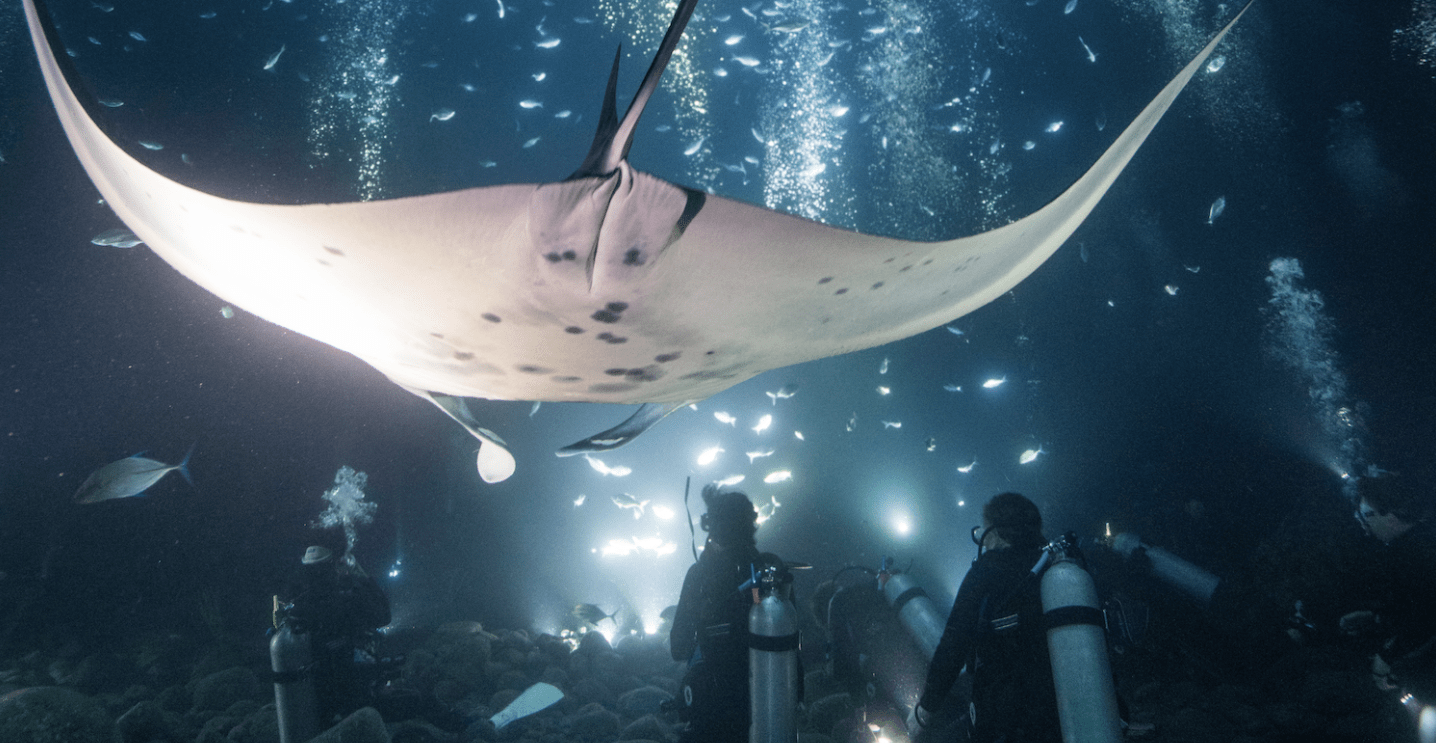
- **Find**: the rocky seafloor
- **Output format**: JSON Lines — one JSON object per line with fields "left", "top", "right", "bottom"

{"left": 0, "top": 604, "right": 1422, "bottom": 743}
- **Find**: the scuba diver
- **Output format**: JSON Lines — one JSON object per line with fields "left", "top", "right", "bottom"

{"left": 912, "top": 492, "right": 1062, "bottom": 743}
{"left": 274, "top": 543, "right": 392, "bottom": 725}
{"left": 1341, "top": 475, "right": 1436, "bottom": 702}
{"left": 670, "top": 485, "right": 792, "bottom": 743}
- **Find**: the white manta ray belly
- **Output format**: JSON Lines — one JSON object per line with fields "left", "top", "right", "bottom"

{"left": 24, "top": 0, "right": 1251, "bottom": 482}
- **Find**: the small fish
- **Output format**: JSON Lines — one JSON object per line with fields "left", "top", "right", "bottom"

{"left": 746, "top": 449, "right": 774, "bottom": 463}
{"left": 1205, "top": 55, "right": 1226, "bottom": 74}
{"left": 725, "top": 35, "right": 745, "bottom": 45}
{"left": 733, "top": 56, "right": 761, "bottom": 67}
{"left": 555, "top": 110, "right": 572, "bottom": 118}
{"left": 128, "top": 31, "right": 147, "bottom": 42}
{"left": 535, "top": 37, "right": 561, "bottom": 49}
{"left": 846, "top": 413, "right": 857, "bottom": 432}
{"left": 610, "top": 493, "right": 649, "bottom": 518}
{"left": 926, "top": 437, "right": 937, "bottom": 452}
{"left": 430, "top": 108, "right": 456, "bottom": 122}
{"left": 1019, "top": 446, "right": 1044, "bottom": 464}
{"left": 752, "top": 414, "right": 772, "bottom": 434}
{"left": 957, "top": 460, "right": 976, "bottom": 474}
{"left": 876, "top": 386, "right": 890, "bottom": 396}
{"left": 463, "top": 12, "right": 478, "bottom": 22}
{"left": 1206, "top": 195, "right": 1226, "bottom": 224}
{"left": 138, "top": 141, "right": 164, "bottom": 151}
{"left": 335, "top": 91, "right": 357, "bottom": 100}
{"left": 91, "top": 228, "right": 144, "bottom": 248}
{"left": 946, "top": 325, "right": 965, "bottom": 336}
{"left": 220, "top": 305, "right": 234, "bottom": 319}
{"left": 91, "top": 1, "right": 114, "bottom": 10}
{"left": 480, "top": 160, "right": 498, "bottom": 168}
{"left": 751, "top": 128, "right": 767, "bottom": 145}
{"left": 199, "top": 11, "right": 217, "bottom": 19}
{"left": 801, "top": 162, "right": 826, "bottom": 178}
{"left": 75, "top": 447, "right": 193, "bottom": 504}
{"left": 744, "top": 156, "right": 760, "bottom": 166}
{"left": 532, "top": 72, "right": 547, "bottom": 82}
{"left": 793, "top": 431, "right": 805, "bottom": 440}
{"left": 572, "top": 603, "right": 617, "bottom": 626}
{"left": 943, "top": 384, "right": 962, "bottom": 392}
{"left": 714, "top": 411, "right": 737, "bottom": 426}
{"left": 770, "top": 20, "right": 811, "bottom": 33}
{"left": 583, "top": 454, "right": 630, "bottom": 477}
{"left": 764, "top": 470, "right": 793, "bottom": 484}
{"left": 716, "top": 474, "right": 745, "bottom": 487}
{"left": 1078, "top": 36, "right": 1097, "bottom": 63}
{"left": 573, "top": 493, "right": 587, "bottom": 506}
{"left": 879, "top": 357, "right": 889, "bottom": 374}
{"left": 697, "top": 446, "right": 724, "bottom": 466}
{"left": 683, "top": 137, "right": 705, "bottom": 156}
{"left": 460, "top": 83, "right": 477, "bottom": 92}
{"left": 522, "top": 137, "right": 541, "bottom": 148}
{"left": 529, "top": 401, "right": 542, "bottom": 417}
{"left": 828, "top": 104, "right": 850, "bottom": 117}
{"left": 765, "top": 383, "right": 798, "bottom": 405}
{"left": 1046, "top": 121, "right": 1063, "bottom": 133}
{"left": 1064, "top": 0, "right": 1078, "bottom": 14}
{"left": 982, "top": 377, "right": 1006, "bottom": 389}
{"left": 519, "top": 99, "right": 543, "bottom": 109}
{"left": 1164, "top": 285, "right": 1180, "bottom": 296}
{"left": 882, "top": 421, "right": 902, "bottom": 429}
{"left": 714, "top": 67, "right": 728, "bottom": 77}
{"left": 1023, "top": 141, "right": 1036, "bottom": 151}
{"left": 264, "top": 45, "right": 286, "bottom": 71}
{"left": 495, "top": 0, "right": 504, "bottom": 18}
{"left": 1079, "top": 242, "right": 1089, "bottom": 263}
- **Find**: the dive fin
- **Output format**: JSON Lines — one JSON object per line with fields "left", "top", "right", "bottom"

{"left": 556, "top": 401, "right": 692, "bottom": 456}
{"left": 490, "top": 682, "right": 564, "bottom": 730}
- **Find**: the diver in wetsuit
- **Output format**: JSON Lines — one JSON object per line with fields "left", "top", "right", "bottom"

{"left": 670, "top": 486, "right": 778, "bottom": 743}
{"left": 914, "top": 492, "right": 1061, "bottom": 743}
{"left": 276, "top": 545, "right": 391, "bottom": 724}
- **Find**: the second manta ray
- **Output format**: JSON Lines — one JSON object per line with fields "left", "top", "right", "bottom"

{"left": 24, "top": 0, "right": 1250, "bottom": 483}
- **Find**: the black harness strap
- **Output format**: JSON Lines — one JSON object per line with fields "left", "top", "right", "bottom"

{"left": 749, "top": 632, "right": 800, "bottom": 652}
{"left": 1043, "top": 605, "right": 1105, "bottom": 631}
{"left": 892, "top": 585, "right": 928, "bottom": 615}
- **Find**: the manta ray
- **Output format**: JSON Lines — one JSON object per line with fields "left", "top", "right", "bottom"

{"left": 24, "top": 0, "right": 1248, "bottom": 484}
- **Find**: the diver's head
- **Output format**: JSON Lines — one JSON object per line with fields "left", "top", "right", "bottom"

{"left": 700, "top": 484, "right": 758, "bottom": 548}
{"left": 1357, "top": 476, "right": 1423, "bottom": 544}
{"left": 302, "top": 545, "right": 335, "bottom": 565}
{"left": 980, "top": 492, "right": 1045, "bottom": 550}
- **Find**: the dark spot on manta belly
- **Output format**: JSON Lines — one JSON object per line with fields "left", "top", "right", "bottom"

{"left": 544, "top": 252, "right": 562, "bottom": 263}
{"left": 623, "top": 248, "right": 645, "bottom": 266}
{"left": 596, "top": 333, "right": 627, "bottom": 345}
{"left": 591, "top": 303, "right": 630, "bottom": 324}
{"left": 565, "top": 326, "right": 585, "bottom": 334}
{"left": 563, "top": 250, "right": 577, "bottom": 261}
{"left": 834, "top": 288, "right": 849, "bottom": 295}
{"left": 900, "top": 265, "right": 913, "bottom": 272}
{"left": 871, "top": 282, "right": 885, "bottom": 290}
{"left": 552, "top": 375, "right": 582, "bottom": 383}
{"left": 604, "top": 368, "right": 628, "bottom": 376}
{"left": 589, "top": 382, "right": 639, "bottom": 394}
{"left": 625, "top": 366, "right": 663, "bottom": 382}
{"left": 817, "top": 277, "right": 834, "bottom": 284}
{"left": 679, "top": 370, "right": 739, "bottom": 381}
{"left": 482, "top": 313, "right": 502, "bottom": 323}
{"left": 430, "top": 332, "right": 445, "bottom": 339}
{"left": 922, "top": 259, "right": 934, "bottom": 266}
{"left": 317, "top": 259, "right": 331, "bottom": 267}
{"left": 655, "top": 352, "right": 681, "bottom": 363}
{"left": 323, "top": 246, "right": 346, "bottom": 256}
{"left": 517, "top": 365, "right": 552, "bottom": 374}
{"left": 454, "top": 351, "right": 475, "bottom": 361}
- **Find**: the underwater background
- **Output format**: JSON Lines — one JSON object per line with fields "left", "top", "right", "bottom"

{"left": 0, "top": 0, "right": 1432, "bottom": 709}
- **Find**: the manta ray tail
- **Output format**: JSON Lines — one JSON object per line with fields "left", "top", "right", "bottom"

{"left": 556, "top": 401, "right": 694, "bottom": 456}
{"left": 569, "top": 0, "right": 700, "bottom": 179}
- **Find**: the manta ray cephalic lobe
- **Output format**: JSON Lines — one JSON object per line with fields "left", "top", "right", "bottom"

{"left": 24, "top": 0, "right": 1250, "bottom": 482}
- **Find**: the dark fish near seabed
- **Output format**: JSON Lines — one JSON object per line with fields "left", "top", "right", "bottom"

{"left": 74, "top": 446, "right": 193, "bottom": 503}
{"left": 571, "top": 603, "right": 617, "bottom": 626}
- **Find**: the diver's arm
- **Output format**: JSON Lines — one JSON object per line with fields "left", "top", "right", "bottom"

{"left": 670, "top": 563, "right": 703, "bottom": 662}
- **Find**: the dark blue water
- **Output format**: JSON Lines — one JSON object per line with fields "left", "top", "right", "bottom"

{"left": 0, "top": 0, "right": 1431, "bottom": 651}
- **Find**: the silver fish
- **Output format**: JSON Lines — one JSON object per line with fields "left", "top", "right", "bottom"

{"left": 263, "top": 44, "right": 285, "bottom": 71}
{"left": 75, "top": 447, "right": 193, "bottom": 504}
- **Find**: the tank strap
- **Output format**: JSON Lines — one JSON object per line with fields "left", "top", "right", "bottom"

{"left": 749, "top": 632, "right": 800, "bottom": 652}
{"left": 1043, "top": 605, "right": 1105, "bottom": 630}
{"left": 891, "top": 585, "right": 928, "bottom": 614}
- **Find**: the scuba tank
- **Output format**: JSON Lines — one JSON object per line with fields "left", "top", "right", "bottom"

{"left": 1109, "top": 532, "right": 1220, "bottom": 606}
{"left": 270, "top": 597, "right": 320, "bottom": 743}
{"left": 1040, "top": 535, "right": 1121, "bottom": 743}
{"left": 749, "top": 560, "right": 800, "bottom": 743}
{"left": 879, "top": 559, "right": 945, "bottom": 662}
